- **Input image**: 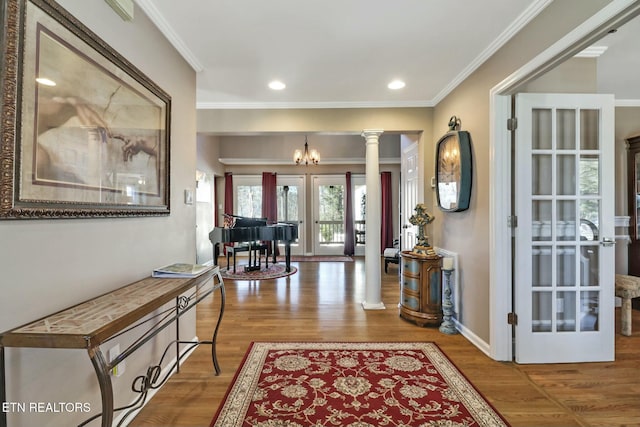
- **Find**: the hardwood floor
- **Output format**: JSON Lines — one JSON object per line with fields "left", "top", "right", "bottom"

{"left": 130, "top": 258, "right": 640, "bottom": 427}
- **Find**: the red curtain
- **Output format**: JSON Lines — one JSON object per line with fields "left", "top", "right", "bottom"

{"left": 344, "top": 172, "right": 355, "bottom": 256}
{"left": 261, "top": 172, "right": 278, "bottom": 255}
{"left": 214, "top": 176, "right": 220, "bottom": 227}
{"left": 381, "top": 171, "right": 394, "bottom": 251}
{"left": 261, "top": 172, "right": 277, "bottom": 222}
{"left": 224, "top": 172, "right": 233, "bottom": 216}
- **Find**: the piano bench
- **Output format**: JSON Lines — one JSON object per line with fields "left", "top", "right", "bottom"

{"left": 226, "top": 244, "right": 269, "bottom": 273}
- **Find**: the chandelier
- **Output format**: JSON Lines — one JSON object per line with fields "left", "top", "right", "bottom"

{"left": 293, "top": 135, "right": 320, "bottom": 165}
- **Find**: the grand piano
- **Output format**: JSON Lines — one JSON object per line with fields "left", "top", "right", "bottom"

{"left": 209, "top": 216, "right": 299, "bottom": 273}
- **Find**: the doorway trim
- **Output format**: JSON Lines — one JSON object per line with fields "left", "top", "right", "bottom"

{"left": 489, "top": 0, "right": 640, "bottom": 361}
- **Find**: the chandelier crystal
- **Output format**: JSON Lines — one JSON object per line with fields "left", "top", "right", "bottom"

{"left": 293, "top": 135, "right": 320, "bottom": 165}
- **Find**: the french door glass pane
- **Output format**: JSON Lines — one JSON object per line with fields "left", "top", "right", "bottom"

{"left": 580, "top": 246, "right": 599, "bottom": 287}
{"left": 580, "top": 291, "right": 599, "bottom": 331}
{"left": 532, "top": 291, "right": 552, "bottom": 332}
{"left": 532, "top": 109, "right": 552, "bottom": 149}
{"left": 580, "top": 155, "right": 599, "bottom": 195}
{"left": 557, "top": 155, "right": 576, "bottom": 195}
{"left": 580, "top": 200, "right": 599, "bottom": 240}
{"left": 276, "top": 185, "right": 299, "bottom": 223}
{"left": 557, "top": 291, "right": 577, "bottom": 332}
{"left": 318, "top": 185, "right": 344, "bottom": 245}
{"left": 580, "top": 109, "right": 600, "bottom": 150}
{"left": 532, "top": 200, "right": 552, "bottom": 241}
{"left": 557, "top": 200, "right": 576, "bottom": 241}
{"left": 532, "top": 246, "right": 552, "bottom": 287}
{"left": 556, "top": 109, "right": 576, "bottom": 149}
{"left": 354, "top": 183, "right": 366, "bottom": 245}
{"left": 532, "top": 155, "right": 552, "bottom": 195}
{"left": 556, "top": 246, "right": 576, "bottom": 287}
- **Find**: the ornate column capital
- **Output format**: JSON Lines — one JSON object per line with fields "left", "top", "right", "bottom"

{"left": 361, "top": 129, "right": 384, "bottom": 144}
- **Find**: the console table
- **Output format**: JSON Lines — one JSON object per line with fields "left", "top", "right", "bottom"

{"left": 0, "top": 266, "right": 225, "bottom": 427}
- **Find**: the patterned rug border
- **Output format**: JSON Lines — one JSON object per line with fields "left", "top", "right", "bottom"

{"left": 211, "top": 341, "right": 510, "bottom": 427}
{"left": 220, "top": 264, "right": 297, "bottom": 281}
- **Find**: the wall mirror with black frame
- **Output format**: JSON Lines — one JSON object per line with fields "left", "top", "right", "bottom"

{"left": 435, "top": 118, "right": 472, "bottom": 212}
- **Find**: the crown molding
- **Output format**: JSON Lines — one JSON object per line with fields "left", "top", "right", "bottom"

{"left": 616, "top": 99, "right": 640, "bottom": 107}
{"left": 575, "top": 46, "right": 608, "bottom": 57}
{"left": 196, "top": 100, "right": 434, "bottom": 110}
{"left": 136, "top": 0, "right": 204, "bottom": 72}
{"left": 431, "top": 0, "right": 553, "bottom": 105}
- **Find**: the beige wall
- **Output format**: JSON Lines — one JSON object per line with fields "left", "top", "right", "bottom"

{"left": 197, "top": 107, "right": 431, "bottom": 135}
{"left": 197, "top": 134, "right": 225, "bottom": 177}
{"left": 521, "top": 57, "right": 598, "bottom": 93}
{"left": 215, "top": 134, "right": 401, "bottom": 162}
{"left": 0, "top": 2, "right": 198, "bottom": 426}
{"left": 431, "top": 0, "right": 611, "bottom": 343}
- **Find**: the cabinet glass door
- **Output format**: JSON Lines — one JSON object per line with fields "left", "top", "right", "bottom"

{"left": 635, "top": 152, "right": 640, "bottom": 239}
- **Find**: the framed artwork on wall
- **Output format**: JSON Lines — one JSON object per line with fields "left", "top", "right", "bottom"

{"left": 0, "top": 0, "right": 171, "bottom": 219}
{"left": 435, "top": 125, "right": 473, "bottom": 212}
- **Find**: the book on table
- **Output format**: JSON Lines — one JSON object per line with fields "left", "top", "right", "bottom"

{"left": 152, "top": 263, "right": 212, "bottom": 278}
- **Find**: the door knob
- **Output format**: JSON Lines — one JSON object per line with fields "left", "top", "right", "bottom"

{"left": 600, "top": 237, "right": 616, "bottom": 247}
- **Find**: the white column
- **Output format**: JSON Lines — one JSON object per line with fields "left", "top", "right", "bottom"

{"left": 361, "top": 129, "right": 385, "bottom": 310}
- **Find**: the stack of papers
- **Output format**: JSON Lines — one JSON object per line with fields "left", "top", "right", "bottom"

{"left": 152, "top": 263, "right": 212, "bottom": 278}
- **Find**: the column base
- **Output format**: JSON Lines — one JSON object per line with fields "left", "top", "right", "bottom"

{"left": 362, "top": 301, "right": 386, "bottom": 310}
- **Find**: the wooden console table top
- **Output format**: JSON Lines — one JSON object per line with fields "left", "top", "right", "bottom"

{"left": 0, "top": 268, "right": 216, "bottom": 350}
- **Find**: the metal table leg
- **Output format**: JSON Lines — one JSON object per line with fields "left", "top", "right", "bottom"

{"left": 88, "top": 348, "right": 114, "bottom": 427}
{"left": 212, "top": 279, "right": 225, "bottom": 375}
{"left": 1, "top": 346, "right": 6, "bottom": 427}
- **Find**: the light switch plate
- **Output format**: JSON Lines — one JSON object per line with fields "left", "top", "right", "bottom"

{"left": 184, "top": 189, "right": 194, "bottom": 205}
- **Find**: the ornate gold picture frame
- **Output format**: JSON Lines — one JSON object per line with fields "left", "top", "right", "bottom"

{"left": 0, "top": 0, "right": 171, "bottom": 219}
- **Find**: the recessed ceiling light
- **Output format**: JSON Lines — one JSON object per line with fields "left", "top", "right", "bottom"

{"left": 388, "top": 80, "right": 406, "bottom": 90}
{"left": 268, "top": 80, "right": 286, "bottom": 90}
{"left": 35, "top": 77, "right": 56, "bottom": 86}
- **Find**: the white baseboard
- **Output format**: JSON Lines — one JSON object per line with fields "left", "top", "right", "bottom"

{"left": 114, "top": 335, "right": 200, "bottom": 427}
{"left": 455, "top": 320, "right": 492, "bottom": 358}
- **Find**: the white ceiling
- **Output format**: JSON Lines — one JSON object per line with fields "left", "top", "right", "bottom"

{"left": 594, "top": 13, "right": 640, "bottom": 101}
{"left": 136, "top": 0, "right": 640, "bottom": 110}
{"left": 136, "top": 0, "right": 549, "bottom": 109}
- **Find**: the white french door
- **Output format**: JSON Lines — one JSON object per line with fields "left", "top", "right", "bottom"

{"left": 401, "top": 141, "right": 419, "bottom": 251}
{"left": 276, "top": 175, "right": 305, "bottom": 256}
{"left": 514, "top": 93, "right": 615, "bottom": 363}
{"left": 312, "top": 175, "right": 345, "bottom": 255}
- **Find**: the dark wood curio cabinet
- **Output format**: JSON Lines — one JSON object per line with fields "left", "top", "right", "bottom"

{"left": 627, "top": 135, "right": 640, "bottom": 310}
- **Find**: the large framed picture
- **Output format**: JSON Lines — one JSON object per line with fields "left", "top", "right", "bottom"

{"left": 0, "top": 0, "right": 171, "bottom": 219}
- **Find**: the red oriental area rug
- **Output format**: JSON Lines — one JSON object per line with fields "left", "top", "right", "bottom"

{"left": 210, "top": 342, "right": 510, "bottom": 427}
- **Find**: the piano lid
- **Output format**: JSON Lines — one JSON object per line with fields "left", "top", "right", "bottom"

{"left": 224, "top": 214, "right": 267, "bottom": 228}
